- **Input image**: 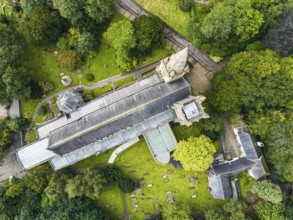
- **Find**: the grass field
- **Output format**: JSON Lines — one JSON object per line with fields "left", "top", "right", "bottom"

{"left": 135, "top": 0, "right": 196, "bottom": 37}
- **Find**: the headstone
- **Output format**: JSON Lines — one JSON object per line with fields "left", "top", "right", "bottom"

{"left": 192, "top": 195, "right": 197, "bottom": 198}
{"left": 189, "top": 186, "right": 195, "bottom": 190}
{"left": 164, "top": 179, "right": 169, "bottom": 183}
{"left": 189, "top": 177, "right": 195, "bottom": 182}
{"left": 147, "top": 184, "right": 153, "bottom": 188}
{"left": 162, "top": 174, "right": 168, "bottom": 178}
{"left": 180, "top": 175, "right": 185, "bottom": 178}
{"left": 135, "top": 188, "right": 143, "bottom": 193}
{"left": 167, "top": 170, "right": 173, "bottom": 174}
{"left": 167, "top": 191, "right": 172, "bottom": 194}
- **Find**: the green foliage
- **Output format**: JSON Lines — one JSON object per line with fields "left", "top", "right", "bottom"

{"left": 23, "top": 171, "right": 48, "bottom": 193}
{"left": 102, "top": 166, "right": 122, "bottom": 185}
{"left": 20, "top": 0, "right": 44, "bottom": 13}
{"left": 0, "top": 127, "right": 13, "bottom": 152}
{"left": 53, "top": 0, "right": 84, "bottom": 24}
{"left": 173, "top": 135, "right": 216, "bottom": 171}
{"left": 82, "top": 167, "right": 107, "bottom": 198}
{"left": 58, "top": 50, "right": 82, "bottom": 71}
{"left": 118, "top": 176, "right": 135, "bottom": 193}
{"left": 76, "top": 32, "right": 96, "bottom": 55}
{"left": 251, "top": 180, "right": 282, "bottom": 204}
{"left": 82, "top": 90, "right": 95, "bottom": 101}
{"left": 38, "top": 81, "right": 55, "bottom": 94}
{"left": 84, "top": 0, "right": 117, "bottom": 24}
{"left": 37, "top": 104, "right": 48, "bottom": 115}
{"left": 5, "top": 181, "right": 24, "bottom": 197}
{"left": 104, "top": 20, "right": 137, "bottom": 71}
{"left": 179, "top": 0, "right": 194, "bottom": 12}
{"left": 44, "top": 171, "right": 72, "bottom": 202}
{"left": 145, "top": 214, "right": 162, "bottom": 220}
{"left": 205, "top": 207, "right": 226, "bottom": 220}
{"left": 65, "top": 175, "right": 84, "bottom": 198}
{"left": 6, "top": 117, "right": 29, "bottom": 131}
{"left": 223, "top": 199, "right": 247, "bottom": 220}
{"left": 246, "top": 41, "right": 266, "bottom": 52}
{"left": 162, "top": 203, "right": 192, "bottom": 220}
{"left": 57, "top": 35, "right": 71, "bottom": 51}
{"left": 263, "top": 8, "right": 293, "bottom": 56}
{"left": 22, "top": 6, "right": 68, "bottom": 45}
{"left": 254, "top": 202, "right": 286, "bottom": 220}
{"left": 199, "top": 112, "right": 224, "bottom": 133}
{"left": 85, "top": 73, "right": 94, "bottom": 81}
{"left": 133, "top": 15, "right": 165, "bottom": 55}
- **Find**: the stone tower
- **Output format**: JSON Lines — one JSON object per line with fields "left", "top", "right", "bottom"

{"left": 172, "top": 96, "right": 209, "bottom": 126}
{"left": 156, "top": 47, "right": 189, "bottom": 83}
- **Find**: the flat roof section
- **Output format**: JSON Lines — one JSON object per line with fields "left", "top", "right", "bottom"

{"left": 144, "top": 123, "right": 177, "bottom": 164}
{"left": 16, "top": 138, "right": 57, "bottom": 170}
{"left": 183, "top": 101, "right": 200, "bottom": 120}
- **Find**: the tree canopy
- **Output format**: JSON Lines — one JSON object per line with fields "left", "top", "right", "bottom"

{"left": 254, "top": 202, "right": 286, "bottom": 220}
{"left": 173, "top": 135, "right": 216, "bottom": 172}
{"left": 251, "top": 180, "right": 282, "bottom": 204}
{"left": 133, "top": 15, "right": 165, "bottom": 55}
{"left": 20, "top": 0, "right": 44, "bottom": 13}
{"left": 162, "top": 203, "right": 192, "bottom": 220}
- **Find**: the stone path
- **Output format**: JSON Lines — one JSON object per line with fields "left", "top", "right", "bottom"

{"left": 24, "top": 61, "right": 160, "bottom": 142}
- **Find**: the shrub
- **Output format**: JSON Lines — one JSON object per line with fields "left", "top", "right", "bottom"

{"left": 29, "top": 81, "right": 44, "bottom": 99}
{"left": 119, "top": 177, "right": 135, "bottom": 193}
{"left": 6, "top": 117, "right": 29, "bottom": 131}
{"left": 179, "top": 0, "right": 194, "bottom": 12}
{"left": 85, "top": 73, "right": 94, "bottom": 82}
{"left": 102, "top": 166, "right": 122, "bottom": 185}
{"left": 37, "top": 104, "right": 48, "bottom": 115}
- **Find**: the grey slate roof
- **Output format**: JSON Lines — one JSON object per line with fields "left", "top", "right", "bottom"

{"left": 231, "top": 179, "right": 241, "bottom": 201}
{"left": 208, "top": 171, "right": 232, "bottom": 200}
{"left": 212, "top": 157, "right": 256, "bottom": 176}
{"left": 57, "top": 91, "right": 83, "bottom": 114}
{"left": 48, "top": 78, "right": 190, "bottom": 155}
{"left": 237, "top": 130, "right": 261, "bottom": 160}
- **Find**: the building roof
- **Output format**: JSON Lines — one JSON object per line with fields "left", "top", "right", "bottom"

{"left": 183, "top": 101, "right": 200, "bottom": 120}
{"left": 237, "top": 130, "right": 261, "bottom": 160}
{"left": 144, "top": 123, "right": 177, "bottom": 164}
{"left": 166, "top": 47, "right": 189, "bottom": 74}
{"left": 231, "top": 179, "right": 241, "bottom": 201}
{"left": 48, "top": 78, "right": 190, "bottom": 155}
{"left": 57, "top": 90, "right": 83, "bottom": 114}
{"left": 212, "top": 157, "right": 256, "bottom": 176}
{"left": 208, "top": 171, "right": 232, "bottom": 200}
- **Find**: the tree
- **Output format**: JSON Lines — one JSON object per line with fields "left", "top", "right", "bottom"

{"left": 104, "top": 20, "right": 137, "bottom": 71}
{"left": 173, "top": 135, "right": 216, "bottom": 172}
{"left": 205, "top": 207, "right": 225, "bottom": 220}
{"left": 119, "top": 176, "right": 135, "bottom": 193}
{"left": 223, "top": 199, "right": 247, "bottom": 220}
{"left": 6, "top": 117, "right": 29, "bottom": 131}
{"left": 58, "top": 50, "right": 82, "bottom": 71}
{"left": 20, "top": 0, "right": 44, "bottom": 13}
{"left": 76, "top": 32, "right": 96, "bottom": 55}
{"left": 254, "top": 202, "right": 286, "bottom": 220}
{"left": 29, "top": 81, "right": 43, "bottom": 99}
{"left": 45, "top": 171, "right": 72, "bottom": 202}
{"left": 84, "top": 0, "right": 117, "bottom": 24}
{"left": 162, "top": 203, "right": 192, "bottom": 220}
{"left": 102, "top": 166, "right": 122, "bottom": 185}
{"left": 263, "top": 8, "right": 293, "bottom": 57}
{"left": 83, "top": 167, "right": 106, "bottom": 198}
{"left": 22, "top": 6, "right": 68, "bottom": 45}
{"left": 133, "top": 15, "right": 165, "bottom": 55}
{"left": 0, "top": 127, "right": 13, "bottom": 152}
{"left": 179, "top": 0, "right": 194, "bottom": 12}
{"left": 65, "top": 175, "right": 84, "bottom": 198}
{"left": 53, "top": 0, "right": 85, "bottom": 24}
{"left": 251, "top": 180, "right": 282, "bottom": 204}
{"left": 23, "top": 171, "right": 48, "bottom": 193}
{"left": 5, "top": 181, "right": 24, "bottom": 197}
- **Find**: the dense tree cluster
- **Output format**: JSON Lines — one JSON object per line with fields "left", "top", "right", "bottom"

{"left": 162, "top": 203, "right": 192, "bottom": 220}
{"left": 209, "top": 49, "right": 293, "bottom": 181}
{"left": 104, "top": 15, "right": 165, "bottom": 71}
{"left": 188, "top": 0, "right": 287, "bottom": 56}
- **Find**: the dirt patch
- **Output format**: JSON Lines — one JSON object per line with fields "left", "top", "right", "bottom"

{"left": 185, "top": 63, "right": 212, "bottom": 95}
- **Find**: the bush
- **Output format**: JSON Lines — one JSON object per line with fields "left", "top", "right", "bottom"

{"left": 29, "top": 81, "right": 43, "bottom": 99}
{"left": 6, "top": 117, "right": 29, "bottom": 131}
{"left": 85, "top": 73, "right": 94, "bottom": 82}
{"left": 119, "top": 177, "right": 135, "bottom": 193}
{"left": 179, "top": 0, "right": 194, "bottom": 12}
{"left": 37, "top": 104, "right": 48, "bottom": 115}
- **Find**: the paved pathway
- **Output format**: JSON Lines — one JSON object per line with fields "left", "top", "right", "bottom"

{"left": 24, "top": 61, "right": 160, "bottom": 141}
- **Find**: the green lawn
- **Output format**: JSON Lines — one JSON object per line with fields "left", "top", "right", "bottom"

{"left": 135, "top": 0, "right": 196, "bottom": 37}
{"left": 238, "top": 172, "right": 255, "bottom": 198}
